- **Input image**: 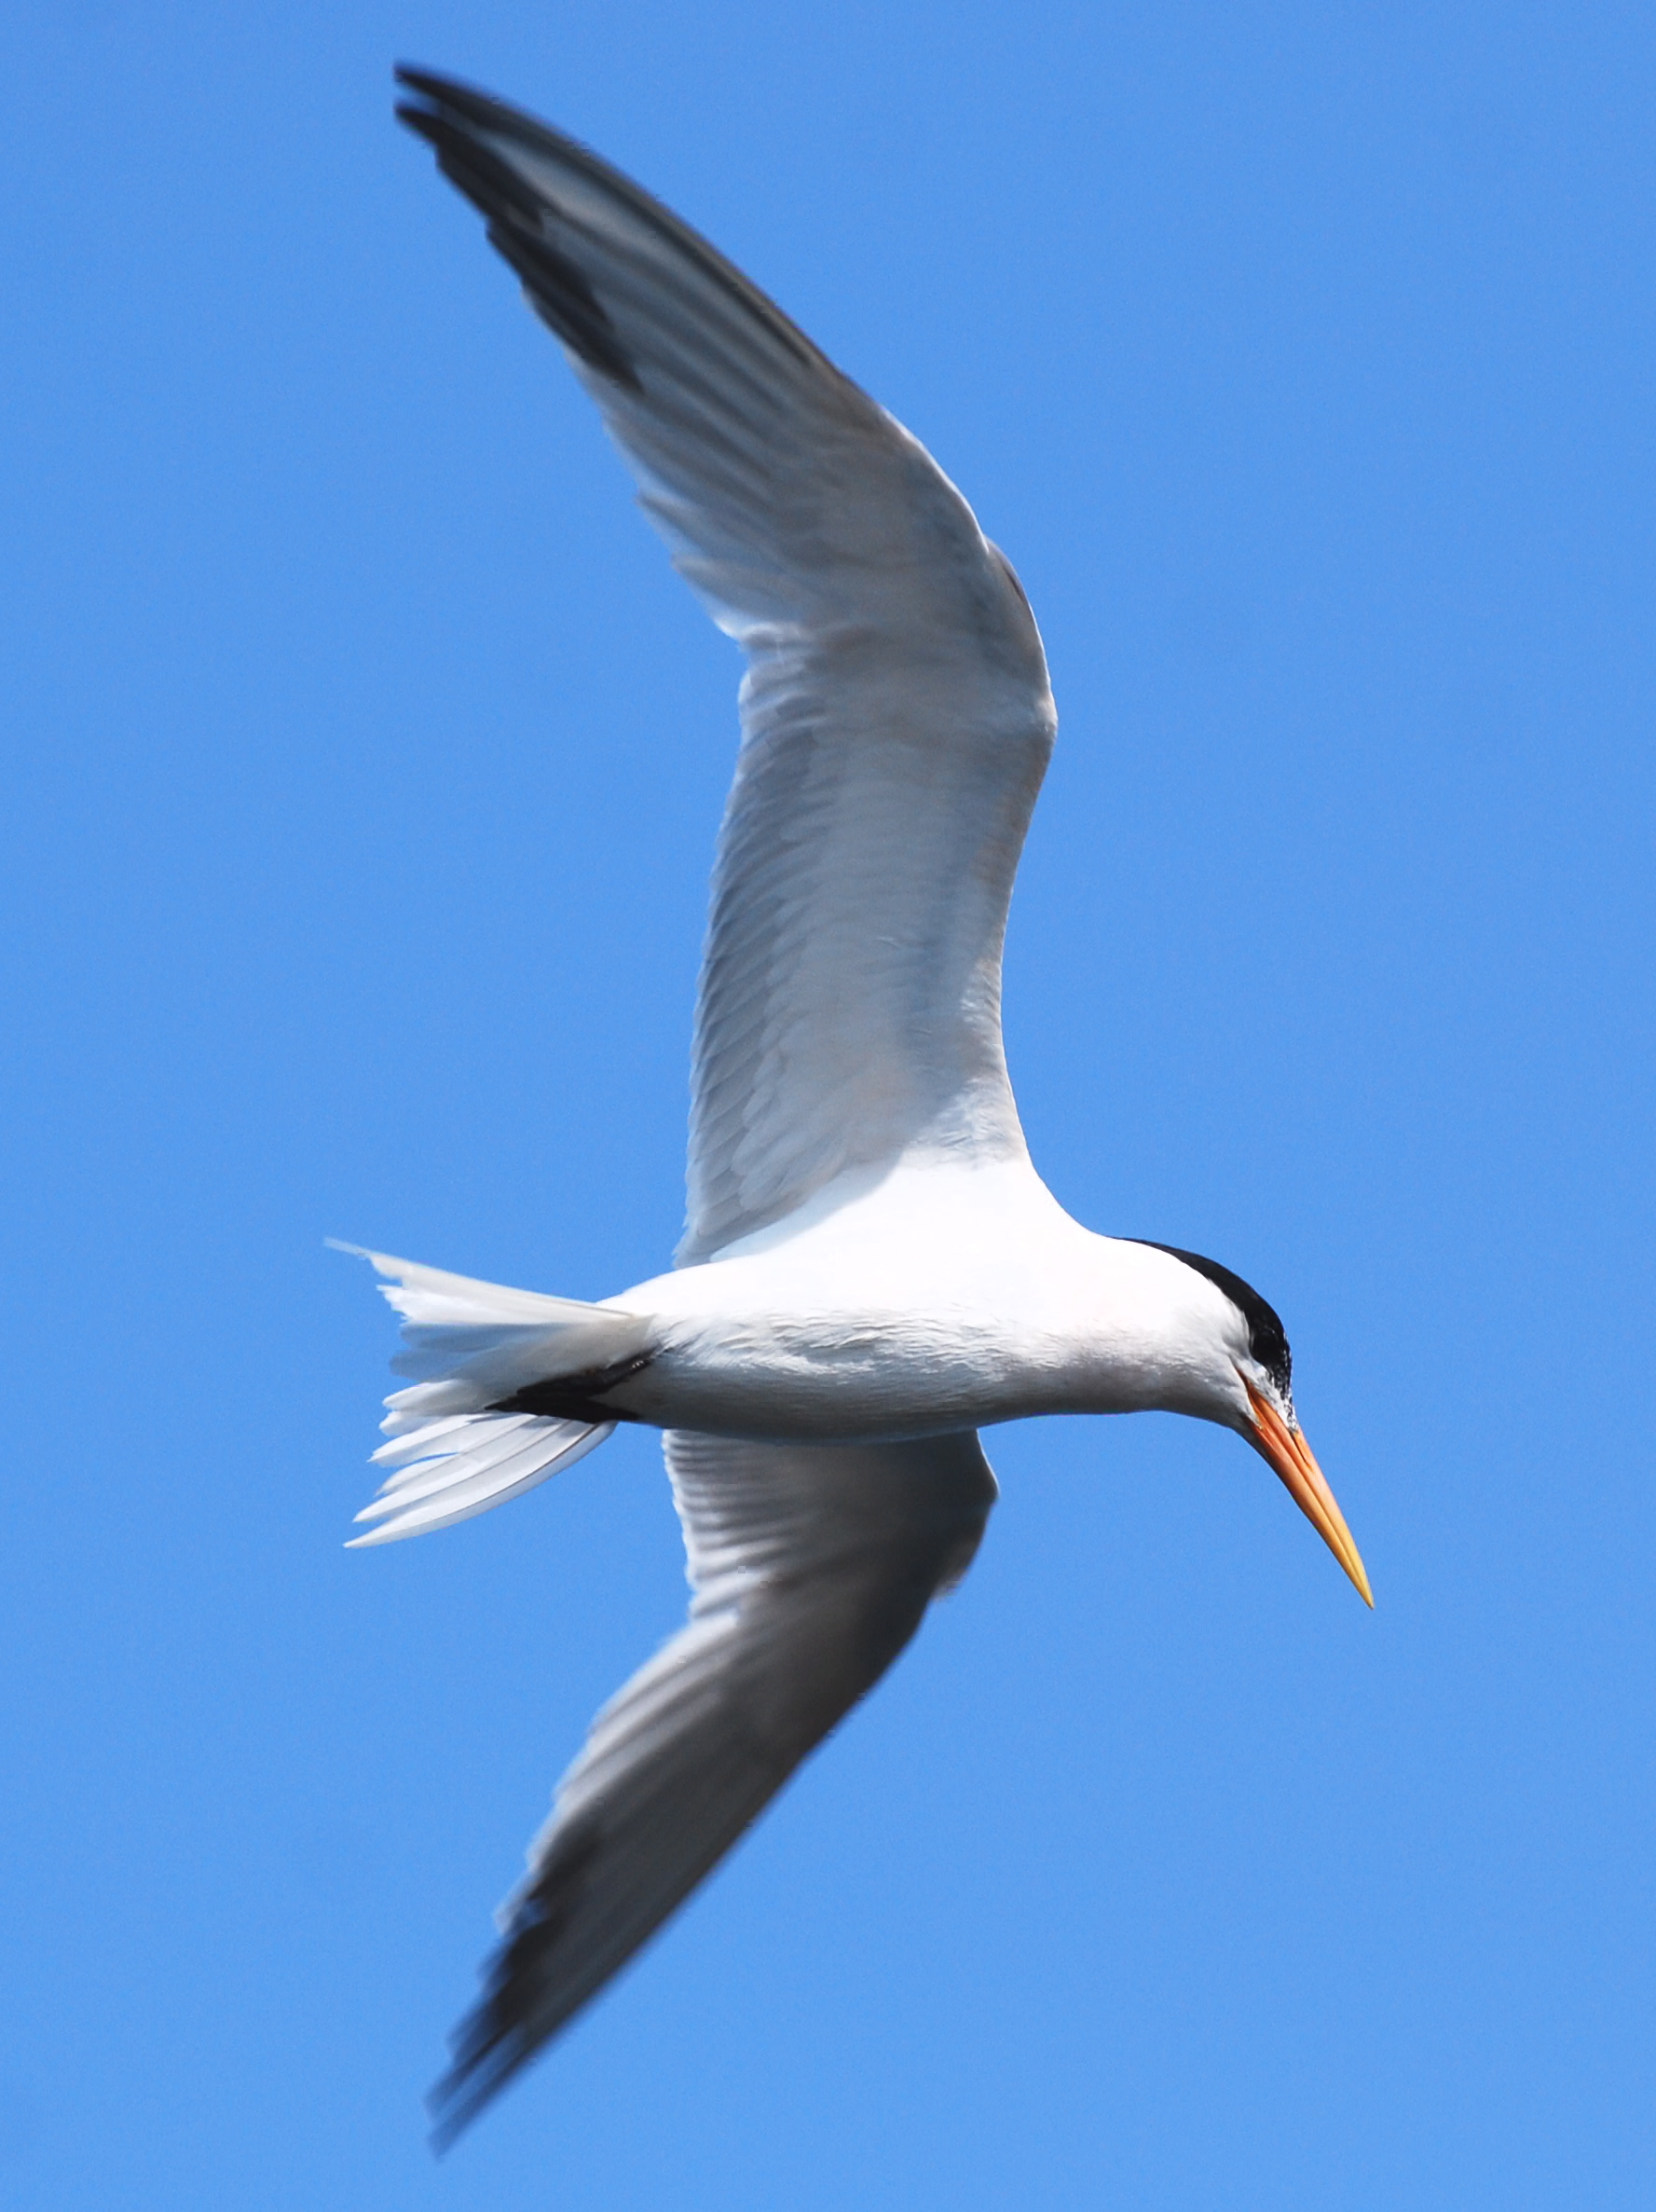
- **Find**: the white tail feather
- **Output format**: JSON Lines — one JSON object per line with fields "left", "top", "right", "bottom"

{"left": 346, "top": 1418, "right": 614, "bottom": 1546}
{"left": 335, "top": 1244, "right": 647, "bottom": 1545}
{"left": 331, "top": 1243, "right": 615, "bottom": 1330}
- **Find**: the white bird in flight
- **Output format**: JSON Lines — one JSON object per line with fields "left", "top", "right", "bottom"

{"left": 349, "top": 66, "right": 1373, "bottom": 2145}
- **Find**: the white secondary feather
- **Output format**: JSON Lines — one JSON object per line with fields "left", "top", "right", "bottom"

{"left": 428, "top": 1426, "right": 997, "bottom": 2142}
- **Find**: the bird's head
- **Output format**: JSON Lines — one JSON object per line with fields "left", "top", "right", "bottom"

{"left": 1130, "top": 1241, "right": 1373, "bottom": 1608}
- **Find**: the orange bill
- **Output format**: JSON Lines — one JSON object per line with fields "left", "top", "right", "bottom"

{"left": 1243, "top": 1379, "right": 1374, "bottom": 1607}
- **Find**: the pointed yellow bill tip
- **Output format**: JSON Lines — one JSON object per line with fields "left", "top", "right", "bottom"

{"left": 1243, "top": 1381, "right": 1374, "bottom": 1607}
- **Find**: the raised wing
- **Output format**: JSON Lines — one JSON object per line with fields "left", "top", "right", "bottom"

{"left": 396, "top": 72, "right": 1058, "bottom": 1263}
{"left": 429, "top": 1427, "right": 997, "bottom": 2146}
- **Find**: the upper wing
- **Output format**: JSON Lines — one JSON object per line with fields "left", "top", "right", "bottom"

{"left": 396, "top": 72, "right": 1059, "bottom": 1263}
{"left": 429, "top": 1427, "right": 997, "bottom": 2146}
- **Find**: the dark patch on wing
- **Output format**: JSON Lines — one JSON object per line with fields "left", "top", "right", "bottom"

{"left": 483, "top": 219, "right": 643, "bottom": 390}
{"left": 395, "top": 65, "right": 836, "bottom": 392}
{"left": 396, "top": 102, "right": 544, "bottom": 227}
{"left": 487, "top": 1353, "right": 652, "bottom": 1424}
{"left": 1129, "top": 1240, "right": 1293, "bottom": 1402}
{"left": 428, "top": 1816, "right": 606, "bottom": 2152}
{"left": 397, "top": 91, "right": 643, "bottom": 391}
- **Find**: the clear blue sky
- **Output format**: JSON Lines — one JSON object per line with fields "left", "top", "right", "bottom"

{"left": 4, "top": 4, "right": 1652, "bottom": 2205}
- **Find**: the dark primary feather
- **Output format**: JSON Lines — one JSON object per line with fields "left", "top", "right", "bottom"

{"left": 395, "top": 66, "right": 829, "bottom": 392}
{"left": 400, "top": 99, "right": 643, "bottom": 391}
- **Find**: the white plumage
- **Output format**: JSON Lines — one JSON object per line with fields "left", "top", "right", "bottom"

{"left": 349, "top": 68, "right": 1372, "bottom": 2144}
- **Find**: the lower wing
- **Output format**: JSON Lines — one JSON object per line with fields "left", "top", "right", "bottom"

{"left": 430, "top": 1427, "right": 998, "bottom": 2144}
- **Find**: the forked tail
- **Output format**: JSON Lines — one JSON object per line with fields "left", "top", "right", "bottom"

{"left": 334, "top": 1245, "right": 650, "bottom": 1545}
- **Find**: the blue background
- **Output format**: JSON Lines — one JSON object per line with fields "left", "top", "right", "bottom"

{"left": 4, "top": 4, "right": 1652, "bottom": 2205}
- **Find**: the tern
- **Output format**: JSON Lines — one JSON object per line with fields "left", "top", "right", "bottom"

{"left": 349, "top": 67, "right": 1372, "bottom": 2144}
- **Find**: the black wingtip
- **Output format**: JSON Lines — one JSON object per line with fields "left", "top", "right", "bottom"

{"left": 392, "top": 58, "right": 831, "bottom": 393}
{"left": 391, "top": 62, "right": 646, "bottom": 394}
{"left": 425, "top": 2095, "right": 474, "bottom": 2161}
{"left": 392, "top": 63, "right": 462, "bottom": 128}
{"left": 425, "top": 2021, "right": 532, "bottom": 2155}
{"left": 425, "top": 2056, "right": 490, "bottom": 2156}
{"left": 392, "top": 63, "right": 562, "bottom": 154}
{"left": 393, "top": 62, "right": 484, "bottom": 110}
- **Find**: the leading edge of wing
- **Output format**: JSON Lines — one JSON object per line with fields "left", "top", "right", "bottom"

{"left": 427, "top": 1429, "right": 998, "bottom": 2147}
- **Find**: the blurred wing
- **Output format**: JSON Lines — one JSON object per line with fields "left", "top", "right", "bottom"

{"left": 429, "top": 1427, "right": 997, "bottom": 2146}
{"left": 397, "top": 72, "right": 1058, "bottom": 1263}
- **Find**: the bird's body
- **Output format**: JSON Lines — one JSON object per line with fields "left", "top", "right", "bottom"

{"left": 597, "top": 1164, "right": 1252, "bottom": 1441}
{"left": 350, "top": 67, "right": 1371, "bottom": 2143}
